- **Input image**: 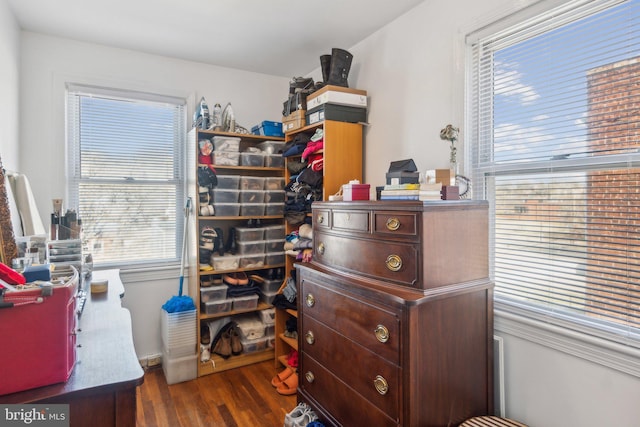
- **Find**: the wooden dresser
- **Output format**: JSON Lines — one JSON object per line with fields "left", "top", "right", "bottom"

{"left": 296, "top": 200, "right": 493, "bottom": 427}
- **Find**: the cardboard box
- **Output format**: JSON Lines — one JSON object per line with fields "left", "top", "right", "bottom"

{"left": 282, "top": 110, "right": 306, "bottom": 133}
{"left": 306, "top": 104, "right": 367, "bottom": 125}
{"left": 0, "top": 272, "right": 78, "bottom": 395}
{"left": 435, "top": 169, "right": 453, "bottom": 186}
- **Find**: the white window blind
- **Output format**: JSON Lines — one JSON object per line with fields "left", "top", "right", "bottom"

{"left": 468, "top": 0, "right": 640, "bottom": 344}
{"left": 66, "top": 85, "right": 186, "bottom": 267}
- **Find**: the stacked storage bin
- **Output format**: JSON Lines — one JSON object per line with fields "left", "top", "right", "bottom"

{"left": 234, "top": 310, "right": 276, "bottom": 353}
{"left": 212, "top": 136, "right": 240, "bottom": 166}
{"left": 161, "top": 308, "right": 197, "bottom": 384}
{"left": 257, "top": 276, "right": 284, "bottom": 308}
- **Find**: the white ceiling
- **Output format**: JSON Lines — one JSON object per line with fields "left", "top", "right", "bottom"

{"left": 7, "top": 0, "right": 426, "bottom": 77}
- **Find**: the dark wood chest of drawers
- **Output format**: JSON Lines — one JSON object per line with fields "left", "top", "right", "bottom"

{"left": 296, "top": 200, "right": 493, "bottom": 427}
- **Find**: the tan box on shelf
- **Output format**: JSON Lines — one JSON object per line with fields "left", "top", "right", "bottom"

{"left": 282, "top": 110, "right": 306, "bottom": 133}
{"left": 435, "top": 168, "right": 453, "bottom": 185}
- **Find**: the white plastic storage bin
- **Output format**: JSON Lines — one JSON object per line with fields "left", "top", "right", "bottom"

{"left": 265, "top": 203, "right": 284, "bottom": 216}
{"left": 212, "top": 151, "right": 239, "bottom": 166}
{"left": 264, "top": 190, "right": 285, "bottom": 203}
{"left": 263, "top": 225, "right": 285, "bottom": 240}
{"left": 232, "top": 294, "right": 259, "bottom": 311}
{"left": 211, "top": 255, "right": 240, "bottom": 270}
{"left": 239, "top": 189, "right": 265, "bottom": 203}
{"left": 239, "top": 335, "right": 268, "bottom": 354}
{"left": 265, "top": 251, "right": 285, "bottom": 265}
{"left": 234, "top": 227, "right": 265, "bottom": 242}
{"left": 240, "top": 176, "right": 265, "bottom": 190}
{"left": 162, "top": 352, "right": 197, "bottom": 385}
{"left": 265, "top": 177, "right": 286, "bottom": 190}
{"left": 213, "top": 136, "right": 240, "bottom": 152}
{"left": 240, "top": 203, "right": 265, "bottom": 216}
{"left": 200, "top": 284, "right": 228, "bottom": 303}
{"left": 161, "top": 309, "right": 197, "bottom": 351}
{"left": 212, "top": 203, "right": 240, "bottom": 216}
{"left": 216, "top": 175, "right": 240, "bottom": 189}
{"left": 212, "top": 188, "right": 239, "bottom": 203}
{"left": 234, "top": 313, "right": 265, "bottom": 339}
{"left": 239, "top": 253, "right": 265, "bottom": 268}
{"left": 259, "top": 279, "right": 283, "bottom": 294}
{"left": 240, "top": 152, "right": 265, "bottom": 167}
{"left": 260, "top": 290, "right": 278, "bottom": 305}
{"left": 237, "top": 240, "right": 266, "bottom": 255}
{"left": 264, "top": 239, "right": 284, "bottom": 252}
{"left": 259, "top": 307, "right": 276, "bottom": 324}
{"left": 201, "top": 298, "right": 232, "bottom": 315}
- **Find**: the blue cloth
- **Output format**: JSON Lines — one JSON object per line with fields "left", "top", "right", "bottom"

{"left": 162, "top": 295, "right": 196, "bottom": 313}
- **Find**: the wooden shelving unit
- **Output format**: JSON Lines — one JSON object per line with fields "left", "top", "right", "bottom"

{"left": 187, "top": 128, "right": 286, "bottom": 377}
{"left": 274, "top": 120, "right": 363, "bottom": 370}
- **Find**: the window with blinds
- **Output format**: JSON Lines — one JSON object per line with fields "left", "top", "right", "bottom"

{"left": 467, "top": 0, "right": 639, "bottom": 344}
{"left": 66, "top": 85, "right": 186, "bottom": 267}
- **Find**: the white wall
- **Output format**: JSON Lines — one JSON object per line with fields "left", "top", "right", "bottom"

{"left": 18, "top": 31, "right": 289, "bottom": 360}
{"left": 0, "top": 0, "right": 19, "bottom": 170}
{"left": 12, "top": 1, "right": 640, "bottom": 426}
{"left": 339, "top": 1, "right": 640, "bottom": 426}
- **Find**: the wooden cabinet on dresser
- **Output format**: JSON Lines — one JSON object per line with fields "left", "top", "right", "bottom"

{"left": 274, "top": 120, "right": 364, "bottom": 371}
{"left": 296, "top": 200, "right": 494, "bottom": 427}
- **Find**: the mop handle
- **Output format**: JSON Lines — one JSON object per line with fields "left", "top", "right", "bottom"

{"left": 178, "top": 197, "right": 191, "bottom": 296}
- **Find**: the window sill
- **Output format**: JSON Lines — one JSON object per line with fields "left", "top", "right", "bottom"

{"left": 495, "top": 301, "right": 640, "bottom": 378}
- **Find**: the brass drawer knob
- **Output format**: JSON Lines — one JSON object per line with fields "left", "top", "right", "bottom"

{"left": 318, "top": 214, "right": 324, "bottom": 224}
{"left": 374, "top": 325, "right": 390, "bottom": 343}
{"left": 386, "top": 217, "right": 400, "bottom": 231}
{"left": 317, "top": 242, "right": 325, "bottom": 255}
{"left": 374, "top": 375, "right": 389, "bottom": 395}
{"left": 385, "top": 254, "right": 403, "bottom": 272}
{"left": 305, "top": 293, "right": 315, "bottom": 307}
{"left": 305, "top": 331, "right": 315, "bottom": 345}
{"left": 305, "top": 371, "right": 315, "bottom": 383}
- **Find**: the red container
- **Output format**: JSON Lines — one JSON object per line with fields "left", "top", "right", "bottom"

{"left": 343, "top": 183, "right": 371, "bottom": 201}
{"left": 0, "top": 270, "right": 78, "bottom": 395}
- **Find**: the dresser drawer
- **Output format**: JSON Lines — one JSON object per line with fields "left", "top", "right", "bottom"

{"left": 301, "top": 315, "right": 400, "bottom": 418}
{"left": 373, "top": 211, "right": 419, "bottom": 239}
{"left": 314, "top": 208, "right": 331, "bottom": 230}
{"left": 314, "top": 232, "right": 420, "bottom": 288}
{"left": 331, "top": 209, "right": 369, "bottom": 233}
{"left": 300, "top": 353, "right": 399, "bottom": 427}
{"left": 300, "top": 277, "right": 400, "bottom": 364}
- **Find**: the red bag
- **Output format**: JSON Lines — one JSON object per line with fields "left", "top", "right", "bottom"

{"left": 0, "top": 262, "right": 26, "bottom": 286}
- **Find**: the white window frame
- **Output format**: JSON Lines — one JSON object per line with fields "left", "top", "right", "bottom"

{"left": 66, "top": 84, "right": 187, "bottom": 270}
{"left": 466, "top": 0, "right": 640, "bottom": 376}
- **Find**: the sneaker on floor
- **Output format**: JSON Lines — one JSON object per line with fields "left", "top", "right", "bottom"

{"left": 284, "top": 402, "right": 308, "bottom": 427}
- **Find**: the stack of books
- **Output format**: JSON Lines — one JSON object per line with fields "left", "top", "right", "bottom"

{"left": 380, "top": 183, "right": 443, "bottom": 201}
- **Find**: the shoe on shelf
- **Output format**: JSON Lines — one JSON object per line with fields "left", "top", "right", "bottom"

{"left": 271, "top": 366, "right": 295, "bottom": 387}
{"left": 229, "top": 326, "right": 243, "bottom": 355}
{"left": 284, "top": 402, "right": 309, "bottom": 427}
{"left": 276, "top": 372, "right": 298, "bottom": 396}
{"left": 212, "top": 329, "right": 232, "bottom": 359}
{"left": 200, "top": 325, "right": 211, "bottom": 345}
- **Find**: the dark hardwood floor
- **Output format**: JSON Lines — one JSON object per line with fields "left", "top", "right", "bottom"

{"left": 136, "top": 360, "right": 297, "bottom": 427}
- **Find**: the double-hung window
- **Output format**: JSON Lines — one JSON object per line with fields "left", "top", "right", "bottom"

{"left": 467, "top": 0, "right": 640, "bottom": 346}
{"left": 66, "top": 85, "right": 186, "bottom": 268}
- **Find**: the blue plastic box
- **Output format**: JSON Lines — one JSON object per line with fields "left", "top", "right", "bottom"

{"left": 251, "top": 121, "right": 284, "bottom": 138}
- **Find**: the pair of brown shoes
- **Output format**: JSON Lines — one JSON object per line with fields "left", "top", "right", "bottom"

{"left": 212, "top": 323, "right": 243, "bottom": 359}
